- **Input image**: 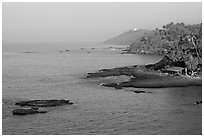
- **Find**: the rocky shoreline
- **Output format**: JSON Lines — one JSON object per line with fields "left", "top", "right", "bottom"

{"left": 86, "top": 63, "right": 202, "bottom": 89}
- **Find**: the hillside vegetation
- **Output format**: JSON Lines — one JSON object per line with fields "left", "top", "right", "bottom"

{"left": 127, "top": 23, "right": 201, "bottom": 54}
{"left": 103, "top": 29, "right": 151, "bottom": 45}
{"left": 127, "top": 22, "right": 202, "bottom": 75}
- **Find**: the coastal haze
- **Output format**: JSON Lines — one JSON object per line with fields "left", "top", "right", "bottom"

{"left": 2, "top": 2, "right": 202, "bottom": 135}
{"left": 3, "top": 2, "right": 202, "bottom": 43}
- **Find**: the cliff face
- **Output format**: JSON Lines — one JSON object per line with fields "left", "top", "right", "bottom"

{"left": 103, "top": 29, "right": 151, "bottom": 45}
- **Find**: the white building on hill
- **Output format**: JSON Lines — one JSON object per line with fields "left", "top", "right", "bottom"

{"left": 133, "top": 28, "right": 138, "bottom": 31}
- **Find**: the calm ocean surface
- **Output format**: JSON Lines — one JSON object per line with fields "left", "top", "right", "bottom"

{"left": 2, "top": 42, "right": 202, "bottom": 135}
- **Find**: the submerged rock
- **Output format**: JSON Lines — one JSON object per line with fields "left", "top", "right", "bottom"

{"left": 101, "top": 83, "right": 122, "bottom": 89}
{"left": 15, "top": 99, "right": 73, "bottom": 107}
{"left": 195, "top": 100, "right": 202, "bottom": 104}
{"left": 133, "top": 90, "right": 146, "bottom": 93}
{"left": 12, "top": 107, "right": 47, "bottom": 115}
{"left": 132, "top": 90, "right": 152, "bottom": 93}
{"left": 23, "top": 52, "right": 32, "bottom": 54}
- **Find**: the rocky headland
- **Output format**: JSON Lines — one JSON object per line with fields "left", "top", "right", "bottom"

{"left": 103, "top": 29, "right": 151, "bottom": 45}
{"left": 88, "top": 22, "right": 202, "bottom": 89}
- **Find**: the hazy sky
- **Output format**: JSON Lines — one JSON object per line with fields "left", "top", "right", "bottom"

{"left": 3, "top": 2, "right": 202, "bottom": 43}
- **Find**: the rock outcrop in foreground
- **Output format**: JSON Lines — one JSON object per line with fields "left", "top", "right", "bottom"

{"left": 12, "top": 107, "right": 47, "bottom": 115}
{"left": 15, "top": 99, "right": 73, "bottom": 107}
{"left": 13, "top": 99, "right": 73, "bottom": 115}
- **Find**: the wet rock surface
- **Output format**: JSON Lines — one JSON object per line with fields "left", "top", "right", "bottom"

{"left": 15, "top": 99, "right": 73, "bottom": 107}
{"left": 132, "top": 90, "right": 153, "bottom": 93}
{"left": 12, "top": 99, "right": 73, "bottom": 115}
{"left": 86, "top": 66, "right": 137, "bottom": 78}
{"left": 86, "top": 64, "right": 202, "bottom": 89}
{"left": 133, "top": 90, "right": 146, "bottom": 93}
{"left": 12, "top": 107, "right": 47, "bottom": 115}
{"left": 101, "top": 83, "right": 122, "bottom": 89}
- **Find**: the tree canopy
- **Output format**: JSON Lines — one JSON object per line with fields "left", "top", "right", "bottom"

{"left": 128, "top": 22, "right": 202, "bottom": 73}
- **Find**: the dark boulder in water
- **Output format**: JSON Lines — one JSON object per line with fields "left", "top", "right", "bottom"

{"left": 12, "top": 107, "right": 47, "bottom": 115}
{"left": 101, "top": 83, "right": 122, "bottom": 89}
{"left": 133, "top": 90, "right": 146, "bottom": 93}
{"left": 195, "top": 100, "right": 202, "bottom": 104}
{"left": 15, "top": 99, "right": 73, "bottom": 107}
{"left": 67, "top": 102, "right": 73, "bottom": 105}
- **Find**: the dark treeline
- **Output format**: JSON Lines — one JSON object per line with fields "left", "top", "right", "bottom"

{"left": 127, "top": 22, "right": 202, "bottom": 75}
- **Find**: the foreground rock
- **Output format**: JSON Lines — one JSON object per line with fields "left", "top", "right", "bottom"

{"left": 15, "top": 99, "right": 73, "bottom": 107}
{"left": 12, "top": 107, "right": 47, "bottom": 115}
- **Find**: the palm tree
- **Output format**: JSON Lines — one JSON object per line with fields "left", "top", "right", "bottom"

{"left": 189, "top": 35, "right": 201, "bottom": 63}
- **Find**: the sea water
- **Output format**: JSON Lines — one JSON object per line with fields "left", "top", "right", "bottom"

{"left": 2, "top": 42, "right": 202, "bottom": 135}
